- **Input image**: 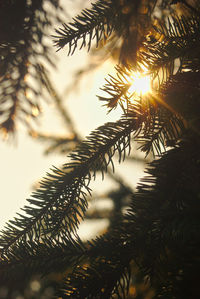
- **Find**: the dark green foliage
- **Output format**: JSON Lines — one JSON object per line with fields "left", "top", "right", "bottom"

{"left": 0, "top": 0, "right": 200, "bottom": 298}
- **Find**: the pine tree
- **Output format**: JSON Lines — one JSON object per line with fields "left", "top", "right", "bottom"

{"left": 0, "top": 0, "right": 200, "bottom": 298}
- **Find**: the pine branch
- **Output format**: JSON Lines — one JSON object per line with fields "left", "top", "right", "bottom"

{"left": 60, "top": 132, "right": 200, "bottom": 298}
{"left": 53, "top": 0, "right": 119, "bottom": 53}
{"left": 0, "top": 236, "right": 85, "bottom": 291}
{"left": 0, "top": 110, "right": 142, "bottom": 256}
{"left": 98, "top": 65, "right": 134, "bottom": 112}
{"left": 60, "top": 231, "right": 133, "bottom": 298}
{"left": 136, "top": 106, "right": 185, "bottom": 156}
{"left": 125, "top": 132, "right": 200, "bottom": 293}
{"left": 140, "top": 15, "right": 200, "bottom": 84}
{"left": 98, "top": 66, "right": 187, "bottom": 155}
{"left": 68, "top": 132, "right": 199, "bottom": 299}
{"left": 1, "top": 2, "right": 200, "bottom": 297}
{"left": 0, "top": 0, "right": 62, "bottom": 135}
{"left": 53, "top": 0, "right": 158, "bottom": 66}
{"left": 60, "top": 258, "right": 131, "bottom": 299}
{"left": 1, "top": 130, "right": 199, "bottom": 297}
{"left": 161, "top": 71, "right": 200, "bottom": 133}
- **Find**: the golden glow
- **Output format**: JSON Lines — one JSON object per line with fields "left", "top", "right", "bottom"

{"left": 128, "top": 71, "right": 151, "bottom": 96}
{"left": 32, "top": 106, "right": 39, "bottom": 117}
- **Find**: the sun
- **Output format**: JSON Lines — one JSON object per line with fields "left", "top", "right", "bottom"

{"left": 128, "top": 71, "right": 151, "bottom": 96}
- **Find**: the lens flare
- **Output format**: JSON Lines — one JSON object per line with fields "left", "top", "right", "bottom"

{"left": 128, "top": 72, "right": 151, "bottom": 95}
